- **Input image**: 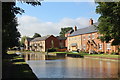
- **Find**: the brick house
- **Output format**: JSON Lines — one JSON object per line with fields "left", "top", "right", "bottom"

{"left": 56, "top": 36, "right": 67, "bottom": 48}
{"left": 65, "top": 29, "right": 74, "bottom": 47}
{"left": 67, "top": 19, "right": 119, "bottom": 54}
{"left": 30, "top": 35, "right": 59, "bottom": 52}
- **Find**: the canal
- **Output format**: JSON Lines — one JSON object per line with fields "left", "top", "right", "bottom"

{"left": 23, "top": 53, "right": 119, "bottom": 78}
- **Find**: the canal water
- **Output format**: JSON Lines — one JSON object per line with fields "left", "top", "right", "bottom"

{"left": 23, "top": 53, "right": 119, "bottom": 78}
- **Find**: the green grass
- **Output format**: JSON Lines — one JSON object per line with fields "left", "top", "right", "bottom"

{"left": 3, "top": 51, "right": 38, "bottom": 79}
{"left": 51, "top": 52, "right": 67, "bottom": 54}
{"left": 86, "top": 54, "right": 119, "bottom": 58}
{"left": 49, "top": 51, "right": 119, "bottom": 59}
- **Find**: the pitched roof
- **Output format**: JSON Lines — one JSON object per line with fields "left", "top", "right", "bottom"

{"left": 69, "top": 23, "right": 99, "bottom": 37}
{"left": 26, "top": 38, "right": 34, "bottom": 42}
{"left": 57, "top": 36, "right": 67, "bottom": 40}
{"left": 66, "top": 29, "right": 74, "bottom": 34}
{"left": 31, "top": 35, "right": 52, "bottom": 42}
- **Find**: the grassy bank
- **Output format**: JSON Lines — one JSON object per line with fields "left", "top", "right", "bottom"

{"left": 49, "top": 51, "right": 119, "bottom": 59}
{"left": 2, "top": 51, "right": 38, "bottom": 79}
{"left": 85, "top": 54, "right": 119, "bottom": 58}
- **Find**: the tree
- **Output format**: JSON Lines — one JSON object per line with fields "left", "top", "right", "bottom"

{"left": 96, "top": 2, "right": 120, "bottom": 46}
{"left": 20, "top": 36, "right": 30, "bottom": 47}
{"left": 33, "top": 33, "right": 41, "bottom": 38}
{"left": 2, "top": 1, "right": 41, "bottom": 55}
{"left": 59, "top": 27, "right": 73, "bottom": 37}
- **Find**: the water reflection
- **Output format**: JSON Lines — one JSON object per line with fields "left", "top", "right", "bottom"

{"left": 23, "top": 53, "right": 119, "bottom": 78}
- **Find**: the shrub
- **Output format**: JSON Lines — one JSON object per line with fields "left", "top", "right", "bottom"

{"left": 47, "top": 48, "right": 57, "bottom": 52}
{"left": 111, "top": 52, "right": 119, "bottom": 55}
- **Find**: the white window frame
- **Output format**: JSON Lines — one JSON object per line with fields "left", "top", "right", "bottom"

{"left": 83, "top": 44, "right": 86, "bottom": 50}
{"left": 83, "top": 36, "right": 86, "bottom": 40}
{"left": 99, "top": 44, "right": 102, "bottom": 50}
{"left": 107, "top": 43, "right": 111, "bottom": 50}
{"left": 92, "top": 34, "right": 95, "bottom": 39}
{"left": 88, "top": 34, "right": 91, "bottom": 40}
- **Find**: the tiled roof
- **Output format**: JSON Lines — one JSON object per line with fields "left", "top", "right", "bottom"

{"left": 26, "top": 38, "right": 34, "bottom": 42}
{"left": 69, "top": 23, "right": 99, "bottom": 37}
{"left": 66, "top": 29, "right": 74, "bottom": 34}
{"left": 57, "top": 36, "right": 67, "bottom": 40}
{"left": 31, "top": 35, "right": 52, "bottom": 42}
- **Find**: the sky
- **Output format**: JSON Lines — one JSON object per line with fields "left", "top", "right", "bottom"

{"left": 16, "top": 2, "right": 100, "bottom": 37}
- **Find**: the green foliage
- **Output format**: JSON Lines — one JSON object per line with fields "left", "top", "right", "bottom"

{"left": 47, "top": 48, "right": 57, "bottom": 52}
{"left": 33, "top": 33, "right": 41, "bottom": 38}
{"left": 2, "top": 2, "right": 41, "bottom": 54}
{"left": 20, "top": 36, "right": 29, "bottom": 46}
{"left": 59, "top": 27, "right": 73, "bottom": 37}
{"left": 96, "top": 2, "right": 120, "bottom": 45}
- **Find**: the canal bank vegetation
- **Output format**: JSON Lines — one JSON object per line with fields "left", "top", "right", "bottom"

{"left": 2, "top": 51, "right": 38, "bottom": 79}
{"left": 85, "top": 54, "right": 119, "bottom": 59}
{"left": 49, "top": 51, "right": 119, "bottom": 59}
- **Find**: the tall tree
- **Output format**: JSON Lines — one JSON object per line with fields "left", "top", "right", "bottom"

{"left": 96, "top": 2, "right": 120, "bottom": 46}
{"left": 59, "top": 27, "right": 73, "bottom": 37}
{"left": 33, "top": 33, "right": 41, "bottom": 38}
{"left": 20, "top": 36, "right": 29, "bottom": 47}
{"left": 2, "top": 1, "right": 41, "bottom": 55}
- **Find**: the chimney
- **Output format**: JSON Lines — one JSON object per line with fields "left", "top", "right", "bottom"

{"left": 89, "top": 18, "right": 93, "bottom": 25}
{"left": 74, "top": 26, "right": 77, "bottom": 31}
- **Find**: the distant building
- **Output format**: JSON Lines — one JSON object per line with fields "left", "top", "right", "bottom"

{"left": 29, "top": 35, "right": 59, "bottom": 52}
{"left": 24, "top": 38, "right": 34, "bottom": 50}
{"left": 67, "top": 18, "right": 119, "bottom": 53}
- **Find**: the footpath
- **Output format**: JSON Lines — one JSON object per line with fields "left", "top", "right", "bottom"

{"left": 2, "top": 52, "right": 38, "bottom": 80}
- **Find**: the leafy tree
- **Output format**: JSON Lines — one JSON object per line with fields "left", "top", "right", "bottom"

{"left": 20, "top": 36, "right": 29, "bottom": 47}
{"left": 2, "top": 1, "right": 41, "bottom": 55}
{"left": 96, "top": 2, "right": 120, "bottom": 46}
{"left": 59, "top": 27, "right": 73, "bottom": 37}
{"left": 33, "top": 33, "right": 41, "bottom": 38}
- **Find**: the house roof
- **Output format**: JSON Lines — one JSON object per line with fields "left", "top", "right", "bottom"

{"left": 31, "top": 35, "right": 52, "bottom": 42}
{"left": 56, "top": 36, "right": 67, "bottom": 40}
{"left": 68, "top": 23, "right": 99, "bottom": 37}
{"left": 66, "top": 29, "right": 74, "bottom": 34}
{"left": 26, "top": 38, "right": 34, "bottom": 42}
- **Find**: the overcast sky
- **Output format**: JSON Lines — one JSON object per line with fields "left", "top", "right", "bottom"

{"left": 16, "top": 2, "right": 100, "bottom": 37}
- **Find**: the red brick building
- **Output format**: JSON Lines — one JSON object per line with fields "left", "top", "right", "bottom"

{"left": 24, "top": 35, "right": 66, "bottom": 52}
{"left": 66, "top": 19, "right": 119, "bottom": 54}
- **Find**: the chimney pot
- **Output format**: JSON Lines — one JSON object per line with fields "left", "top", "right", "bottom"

{"left": 89, "top": 18, "right": 93, "bottom": 25}
{"left": 74, "top": 26, "right": 77, "bottom": 31}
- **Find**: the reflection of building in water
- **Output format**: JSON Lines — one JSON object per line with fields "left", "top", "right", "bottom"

{"left": 24, "top": 53, "right": 45, "bottom": 61}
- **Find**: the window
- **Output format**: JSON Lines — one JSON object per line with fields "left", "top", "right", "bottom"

{"left": 88, "top": 34, "right": 91, "bottom": 40}
{"left": 83, "top": 36, "right": 86, "bottom": 40}
{"left": 107, "top": 43, "right": 111, "bottom": 50}
{"left": 99, "top": 44, "right": 102, "bottom": 50}
{"left": 83, "top": 44, "right": 86, "bottom": 50}
{"left": 92, "top": 34, "right": 95, "bottom": 39}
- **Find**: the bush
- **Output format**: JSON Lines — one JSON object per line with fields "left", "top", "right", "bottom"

{"left": 98, "top": 51, "right": 104, "bottom": 54}
{"left": 59, "top": 47, "right": 67, "bottom": 49}
{"left": 111, "top": 52, "right": 119, "bottom": 55}
{"left": 47, "top": 48, "right": 57, "bottom": 52}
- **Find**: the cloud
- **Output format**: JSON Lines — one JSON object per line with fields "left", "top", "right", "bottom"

{"left": 18, "top": 15, "right": 97, "bottom": 37}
